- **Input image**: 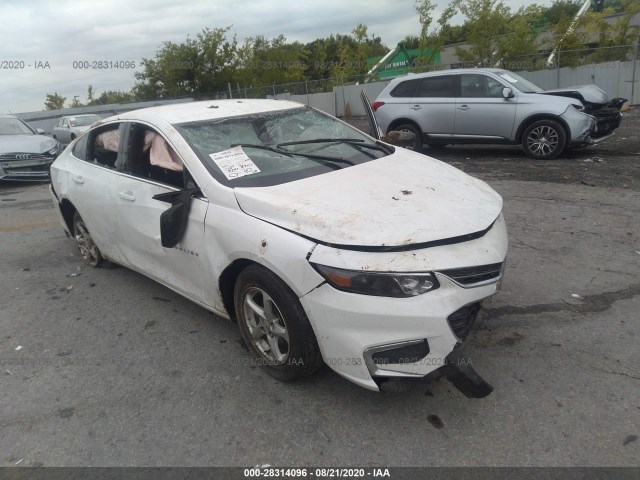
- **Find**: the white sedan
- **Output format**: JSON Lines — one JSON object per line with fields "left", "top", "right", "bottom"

{"left": 49, "top": 99, "right": 508, "bottom": 396}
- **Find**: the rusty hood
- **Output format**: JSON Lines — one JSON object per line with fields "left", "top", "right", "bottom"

{"left": 233, "top": 152, "right": 502, "bottom": 249}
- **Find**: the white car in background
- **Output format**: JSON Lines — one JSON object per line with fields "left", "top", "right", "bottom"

{"left": 49, "top": 99, "right": 508, "bottom": 396}
{"left": 52, "top": 114, "right": 102, "bottom": 144}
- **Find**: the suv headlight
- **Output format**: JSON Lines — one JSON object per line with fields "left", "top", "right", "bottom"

{"left": 312, "top": 264, "right": 439, "bottom": 297}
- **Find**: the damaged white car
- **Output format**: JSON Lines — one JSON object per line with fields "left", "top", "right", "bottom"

{"left": 50, "top": 99, "right": 508, "bottom": 397}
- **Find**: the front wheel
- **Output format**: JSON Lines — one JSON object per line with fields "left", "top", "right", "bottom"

{"left": 522, "top": 119, "right": 567, "bottom": 159}
{"left": 234, "top": 265, "right": 323, "bottom": 382}
{"left": 72, "top": 212, "right": 104, "bottom": 267}
{"left": 394, "top": 123, "right": 423, "bottom": 152}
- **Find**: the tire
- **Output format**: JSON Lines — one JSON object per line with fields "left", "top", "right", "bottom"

{"left": 72, "top": 212, "right": 104, "bottom": 267}
{"left": 234, "top": 265, "right": 323, "bottom": 382}
{"left": 394, "top": 123, "right": 423, "bottom": 152}
{"left": 522, "top": 119, "right": 567, "bottom": 159}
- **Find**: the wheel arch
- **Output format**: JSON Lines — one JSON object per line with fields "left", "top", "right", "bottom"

{"left": 218, "top": 258, "right": 259, "bottom": 322}
{"left": 387, "top": 117, "right": 421, "bottom": 135}
{"left": 516, "top": 114, "right": 570, "bottom": 144}
{"left": 59, "top": 198, "right": 78, "bottom": 233}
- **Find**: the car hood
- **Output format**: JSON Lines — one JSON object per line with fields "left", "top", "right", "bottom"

{"left": 234, "top": 152, "right": 503, "bottom": 248}
{"left": 540, "top": 85, "right": 608, "bottom": 104}
{"left": 0, "top": 134, "right": 57, "bottom": 154}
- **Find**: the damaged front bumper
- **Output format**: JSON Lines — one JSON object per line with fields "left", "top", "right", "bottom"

{"left": 0, "top": 156, "right": 55, "bottom": 181}
{"left": 300, "top": 215, "right": 507, "bottom": 396}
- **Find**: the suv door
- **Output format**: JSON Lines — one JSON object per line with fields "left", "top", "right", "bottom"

{"left": 454, "top": 73, "right": 516, "bottom": 140}
{"left": 410, "top": 74, "right": 457, "bottom": 142}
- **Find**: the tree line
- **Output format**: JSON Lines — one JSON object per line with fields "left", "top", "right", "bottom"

{"left": 44, "top": 0, "right": 639, "bottom": 110}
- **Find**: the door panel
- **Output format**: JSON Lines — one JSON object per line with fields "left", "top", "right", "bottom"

{"left": 114, "top": 175, "right": 212, "bottom": 304}
{"left": 454, "top": 74, "right": 517, "bottom": 139}
{"left": 410, "top": 75, "right": 456, "bottom": 137}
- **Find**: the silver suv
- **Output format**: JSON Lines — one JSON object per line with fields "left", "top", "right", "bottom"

{"left": 372, "top": 68, "right": 624, "bottom": 159}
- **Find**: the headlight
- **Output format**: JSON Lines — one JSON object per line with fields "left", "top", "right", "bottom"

{"left": 312, "top": 264, "right": 439, "bottom": 297}
{"left": 571, "top": 103, "right": 585, "bottom": 112}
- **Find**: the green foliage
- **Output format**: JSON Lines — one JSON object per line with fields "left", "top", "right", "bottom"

{"left": 44, "top": 93, "right": 66, "bottom": 110}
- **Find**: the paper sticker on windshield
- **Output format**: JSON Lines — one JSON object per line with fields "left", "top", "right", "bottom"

{"left": 500, "top": 74, "right": 518, "bottom": 83}
{"left": 209, "top": 146, "right": 260, "bottom": 180}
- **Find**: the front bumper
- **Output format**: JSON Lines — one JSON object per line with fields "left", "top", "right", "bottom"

{"left": 300, "top": 275, "right": 500, "bottom": 391}
{"left": 300, "top": 214, "right": 508, "bottom": 392}
{"left": 0, "top": 157, "right": 55, "bottom": 181}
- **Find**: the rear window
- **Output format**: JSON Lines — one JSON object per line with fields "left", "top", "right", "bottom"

{"left": 390, "top": 79, "right": 420, "bottom": 98}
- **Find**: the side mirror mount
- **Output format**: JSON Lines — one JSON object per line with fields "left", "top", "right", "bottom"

{"left": 502, "top": 87, "right": 514, "bottom": 99}
{"left": 36, "top": 128, "right": 46, "bottom": 134}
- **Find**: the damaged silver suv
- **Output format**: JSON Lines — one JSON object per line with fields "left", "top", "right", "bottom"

{"left": 372, "top": 68, "right": 625, "bottom": 159}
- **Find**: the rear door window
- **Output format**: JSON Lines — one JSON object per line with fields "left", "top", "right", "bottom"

{"left": 415, "top": 75, "right": 456, "bottom": 98}
{"left": 390, "top": 79, "right": 421, "bottom": 98}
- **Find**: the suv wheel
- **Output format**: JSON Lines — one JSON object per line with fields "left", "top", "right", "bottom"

{"left": 394, "top": 123, "right": 422, "bottom": 152}
{"left": 522, "top": 119, "right": 566, "bottom": 159}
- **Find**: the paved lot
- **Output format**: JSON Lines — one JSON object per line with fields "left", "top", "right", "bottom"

{"left": 1, "top": 112, "right": 639, "bottom": 467}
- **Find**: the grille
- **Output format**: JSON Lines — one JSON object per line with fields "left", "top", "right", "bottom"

{"left": 438, "top": 262, "right": 503, "bottom": 286}
{"left": 0, "top": 153, "right": 52, "bottom": 161}
{"left": 447, "top": 303, "right": 480, "bottom": 341}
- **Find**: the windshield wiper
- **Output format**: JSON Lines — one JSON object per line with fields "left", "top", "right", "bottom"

{"left": 232, "top": 143, "right": 354, "bottom": 166}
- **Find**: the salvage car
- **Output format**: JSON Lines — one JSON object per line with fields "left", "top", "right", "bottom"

{"left": 0, "top": 115, "right": 61, "bottom": 181}
{"left": 372, "top": 68, "right": 625, "bottom": 159}
{"left": 52, "top": 114, "right": 102, "bottom": 144}
{"left": 50, "top": 99, "right": 508, "bottom": 396}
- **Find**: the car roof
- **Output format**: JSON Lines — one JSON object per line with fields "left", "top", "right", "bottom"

{"left": 390, "top": 68, "right": 509, "bottom": 82}
{"left": 63, "top": 114, "right": 101, "bottom": 118}
{"left": 109, "top": 99, "right": 303, "bottom": 125}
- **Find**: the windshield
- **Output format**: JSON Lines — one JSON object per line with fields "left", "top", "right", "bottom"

{"left": 0, "top": 117, "right": 35, "bottom": 135}
{"left": 176, "top": 106, "right": 391, "bottom": 187}
{"left": 69, "top": 115, "right": 101, "bottom": 127}
{"left": 497, "top": 71, "right": 543, "bottom": 93}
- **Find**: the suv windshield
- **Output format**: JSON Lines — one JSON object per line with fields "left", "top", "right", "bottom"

{"left": 176, "top": 106, "right": 391, "bottom": 187}
{"left": 0, "top": 117, "right": 35, "bottom": 135}
{"left": 497, "top": 71, "right": 543, "bottom": 93}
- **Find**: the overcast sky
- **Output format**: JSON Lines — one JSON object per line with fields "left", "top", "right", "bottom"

{"left": 0, "top": 0, "right": 552, "bottom": 113}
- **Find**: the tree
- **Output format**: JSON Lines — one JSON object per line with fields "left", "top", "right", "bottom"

{"left": 134, "top": 26, "right": 238, "bottom": 99}
{"left": 69, "top": 96, "right": 83, "bottom": 108}
{"left": 413, "top": 0, "right": 455, "bottom": 66}
{"left": 44, "top": 93, "right": 66, "bottom": 110}
{"left": 449, "top": 0, "right": 512, "bottom": 66}
{"left": 87, "top": 85, "right": 94, "bottom": 103}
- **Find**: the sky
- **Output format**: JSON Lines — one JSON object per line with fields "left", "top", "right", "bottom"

{"left": 0, "top": 0, "right": 551, "bottom": 113}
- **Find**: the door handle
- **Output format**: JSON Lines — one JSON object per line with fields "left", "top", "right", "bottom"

{"left": 118, "top": 191, "right": 135, "bottom": 201}
{"left": 410, "top": 105, "right": 422, "bottom": 110}
{"left": 457, "top": 105, "right": 470, "bottom": 110}
{"left": 71, "top": 175, "right": 84, "bottom": 184}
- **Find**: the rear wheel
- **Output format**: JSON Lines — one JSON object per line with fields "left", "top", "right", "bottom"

{"left": 394, "top": 123, "right": 422, "bottom": 152}
{"left": 522, "top": 119, "right": 566, "bottom": 159}
{"left": 234, "top": 265, "right": 323, "bottom": 382}
{"left": 72, "top": 212, "right": 104, "bottom": 267}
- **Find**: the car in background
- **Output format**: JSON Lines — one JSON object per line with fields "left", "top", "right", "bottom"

{"left": 372, "top": 68, "right": 625, "bottom": 159}
{"left": 52, "top": 114, "right": 102, "bottom": 144}
{"left": 0, "top": 115, "right": 61, "bottom": 181}
{"left": 50, "top": 99, "right": 508, "bottom": 397}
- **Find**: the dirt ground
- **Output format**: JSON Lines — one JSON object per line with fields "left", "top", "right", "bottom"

{"left": 346, "top": 108, "right": 640, "bottom": 191}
